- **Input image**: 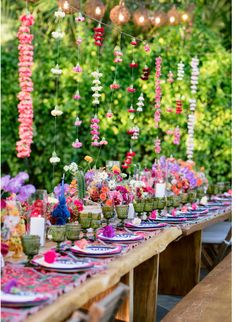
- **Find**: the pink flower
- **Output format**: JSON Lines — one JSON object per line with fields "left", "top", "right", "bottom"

{"left": 106, "top": 111, "right": 113, "bottom": 118}
{"left": 149, "top": 210, "right": 157, "bottom": 219}
{"left": 103, "top": 225, "right": 115, "bottom": 238}
{"left": 114, "top": 57, "right": 122, "bottom": 63}
{"left": 91, "top": 141, "right": 100, "bottom": 147}
{"left": 100, "top": 137, "right": 108, "bottom": 145}
{"left": 73, "top": 65, "right": 82, "bottom": 73}
{"left": 72, "top": 139, "right": 83, "bottom": 149}
{"left": 144, "top": 44, "right": 151, "bottom": 52}
{"left": 76, "top": 37, "right": 83, "bottom": 45}
{"left": 127, "top": 86, "right": 136, "bottom": 93}
{"left": 91, "top": 118, "right": 100, "bottom": 123}
{"left": 74, "top": 118, "right": 82, "bottom": 126}
{"left": 110, "top": 83, "right": 120, "bottom": 90}
{"left": 44, "top": 250, "right": 57, "bottom": 264}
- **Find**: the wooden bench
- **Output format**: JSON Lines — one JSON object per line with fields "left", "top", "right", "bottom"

{"left": 161, "top": 252, "right": 231, "bottom": 322}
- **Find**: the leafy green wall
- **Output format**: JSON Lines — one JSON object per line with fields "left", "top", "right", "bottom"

{"left": 1, "top": 0, "right": 231, "bottom": 191}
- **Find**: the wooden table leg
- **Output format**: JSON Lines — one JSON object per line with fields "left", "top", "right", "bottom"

{"left": 133, "top": 254, "right": 159, "bottom": 322}
{"left": 116, "top": 270, "right": 133, "bottom": 322}
{"left": 159, "top": 230, "right": 202, "bottom": 296}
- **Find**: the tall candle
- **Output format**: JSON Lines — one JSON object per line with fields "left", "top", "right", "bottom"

{"left": 155, "top": 183, "right": 166, "bottom": 198}
{"left": 30, "top": 216, "right": 45, "bottom": 246}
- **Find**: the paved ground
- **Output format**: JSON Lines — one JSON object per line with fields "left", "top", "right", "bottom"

{"left": 156, "top": 268, "right": 208, "bottom": 321}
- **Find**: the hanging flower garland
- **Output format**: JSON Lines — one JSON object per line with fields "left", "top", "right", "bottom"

{"left": 154, "top": 57, "right": 162, "bottom": 128}
{"left": 166, "top": 127, "right": 181, "bottom": 145}
{"left": 177, "top": 61, "right": 184, "bottom": 80}
{"left": 49, "top": 8, "right": 65, "bottom": 164}
{"left": 94, "top": 25, "right": 105, "bottom": 47}
{"left": 136, "top": 93, "right": 145, "bottom": 112}
{"left": 16, "top": 13, "right": 35, "bottom": 158}
{"left": 187, "top": 57, "right": 199, "bottom": 160}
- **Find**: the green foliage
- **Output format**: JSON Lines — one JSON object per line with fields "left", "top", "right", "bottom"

{"left": 1, "top": 0, "right": 231, "bottom": 190}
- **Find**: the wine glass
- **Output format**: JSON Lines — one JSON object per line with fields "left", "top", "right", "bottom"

{"left": 21, "top": 235, "right": 40, "bottom": 266}
{"left": 116, "top": 205, "right": 129, "bottom": 228}
{"left": 143, "top": 198, "right": 154, "bottom": 218}
{"left": 49, "top": 225, "right": 66, "bottom": 252}
{"left": 166, "top": 196, "right": 173, "bottom": 214}
{"left": 156, "top": 197, "right": 166, "bottom": 217}
{"left": 133, "top": 199, "right": 145, "bottom": 219}
{"left": 65, "top": 224, "right": 81, "bottom": 247}
{"left": 91, "top": 213, "right": 101, "bottom": 241}
{"left": 102, "top": 206, "right": 114, "bottom": 225}
{"left": 79, "top": 213, "right": 92, "bottom": 240}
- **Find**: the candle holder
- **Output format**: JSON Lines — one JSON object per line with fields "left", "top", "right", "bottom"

{"left": 21, "top": 235, "right": 40, "bottom": 266}
{"left": 49, "top": 225, "right": 66, "bottom": 252}
{"left": 133, "top": 199, "right": 145, "bottom": 219}
{"left": 116, "top": 205, "right": 129, "bottom": 228}
{"left": 65, "top": 224, "right": 81, "bottom": 246}
{"left": 102, "top": 206, "right": 114, "bottom": 225}
{"left": 79, "top": 213, "right": 92, "bottom": 240}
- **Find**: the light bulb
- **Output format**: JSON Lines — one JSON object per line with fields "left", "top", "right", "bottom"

{"left": 182, "top": 13, "right": 188, "bottom": 21}
{"left": 63, "top": 0, "right": 69, "bottom": 10}
{"left": 139, "top": 16, "right": 145, "bottom": 23}
{"left": 170, "top": 16, "right": 175, "bottom": 23}
{"left": 155, "top": 17, "right": 161, "bottom": 24}
{"left": 95, "top": 6, "right": 102, "bottom": 15}
{"left": 119, "top": 13, "right": 125, "bottom": 22}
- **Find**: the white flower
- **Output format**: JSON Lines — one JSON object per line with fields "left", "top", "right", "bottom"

{"left": 92, "top": 93, "right": 101, "bottom": 98}
{"left": 51, "top": 106, "right": 63, "bottom": 116}
{"left": 108, "top": 180, "right": 116, "bottom": 190}
{"left": 200, "top": 196, "right": 208, "bottom": 205}
{"left": 64, "top": 165, "right": 69, "bottom": 172}
{"left": 91, "top": 86, "right": 103, "bottom": 91}
{"left": 92, "top": 79, "right": 101, "bottom": 85}
{"left": 52, "top": 30, "right": 65, "bottom": 39}
{"left": 51, "top": 64, "right": 62, "bottom": 75}
{"left": 91, "top": 71, "right": 102, "bottom": 78}
{"left": 136, "top": 107, "right": 143, "bottom": 112}
{"left": 54, "top": 9, "right": 66, "bottom": 18}
{"left": 132, "top": 217, "right": 141, "bottom": 225}
{"left": 50, "top": 151, "right": 60, "bottom": 164}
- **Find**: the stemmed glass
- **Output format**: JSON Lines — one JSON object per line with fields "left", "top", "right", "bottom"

{"left": 21, "top": 235, "right": 40, "bottom": 266}
{"left": 156, "top": 198, "right": 166, "bottom": 217}
{"left": 166, "top": 196, "right": 173, "bottom": 214}
{"left": 172, "top": 195, "right": 180, "bottom": 212}
{"left": 188, "top": 191, "right": 197, "bottom": 206}
{"left": 49, "top": 225, "right": 66, "bottom": 253}
{"left": 91, "top": 213, "right": 101, "bottom": 241}
{"left": 102, "top": 206, "right": 114, "bottom": 226}
{"left": 116, "top": 205, "right": 129, "bottom": 228}
{"left": 65, "top": 224, "right": 81, "bottom": 247}
{"left": 133, "top": 200, "right": 145, "bottom": 219}
{"left": 143, "top": 198, "right": 154, "bottom": 218}
{"left": 79, "top": 213, "right": 91, "bottom": 240}
{"left": 180, "top": 192, "right": 188, "bottom": 208}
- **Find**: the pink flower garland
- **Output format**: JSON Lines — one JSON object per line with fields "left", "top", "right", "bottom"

{"left": 154, "top": 57, "right": 162, "bottom": 128}
{"left": 16, "top": 14, "right": 35, "bottom": 158}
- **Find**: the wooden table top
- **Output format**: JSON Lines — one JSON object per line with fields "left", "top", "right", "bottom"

{"left": 25, "top": 226, "right": 181, "bottom": 322}
{"left": 181, "top": 210, "right": 231, "bottom": 236}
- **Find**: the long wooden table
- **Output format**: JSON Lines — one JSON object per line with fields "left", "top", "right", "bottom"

{"left": 26, "top": 226, "right": 181, "bottom": 322}
{"left": 159, "top": 210, "right": 231, "bottom": 296}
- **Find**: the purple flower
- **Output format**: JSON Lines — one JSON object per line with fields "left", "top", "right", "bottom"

{"left": 3, "top": 279, "right": 18, "bottom": 294}
{"left": 14, "top": 172, "right": 29, "bottom": 184}
{"left": 85, "top": 170, "right": 95, "bottom": 184}
{"left": 103, "top": 225, "right": 115, "bottom": 238}
{"left": 1, "top": 175, "right": 11, "bottom": 190}
{"left": 17, "top": 184, "right": 36, "bottom": 202}
{"left": 5, "top": 178, "right": 22, "bottom": 194}
{"left": 54, "top": 183, "right": 69, "bottom": 198}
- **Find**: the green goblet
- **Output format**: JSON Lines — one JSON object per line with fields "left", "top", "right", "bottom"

{"left": 207, "top": 184, "right": 218, "bottom": 198}
{"left": 21, "top": 235, "right": 40, "bottom": 266}
{"left": 65, "top": 224, "right": 81, "bottom": 247}
{"left": 153, "top": 197, "right": 159, "bottom": 211}
{"left": 217, "top": 182, "right": 225, "bottom": 194}
{"left": 116, "top": 205, "right": 129, "bottom": 228}
{"left": 49, "top": 225, "right": 66, "bottom": 252}
{"left": 79, "top": 213, "right": 92, "bottom": 240}
{"left": 91, "top": 213, "right": 101, "bottom": 241}
{"left": 156, "top": 197, "right": 166, "bottom": 216}
{"left": 188, "top": 191, "right": 197, "bottom": 204}
{"left": 143, "top": 198, "right": 154, "bottom": 218}
{"left": 133, "top": 199, "right": 145, "bottom": 219}
{"left": 197, "top": 187, "right": 205, "bottom": 200}
{"left": 102, "top": 206, "right": 114, "bottom": 225}
{"left": 166, "top": 196, "right": 174, "bottom": 214}
{"left": 172, "top": 195, "right": 180, "bottom": 209}
{"left": 180, "top": 193, "right": 188, "bottom": 206}
{"left": 224, "top": 182, "right": 231, "bottom": 192}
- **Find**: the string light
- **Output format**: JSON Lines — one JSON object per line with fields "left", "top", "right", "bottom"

{"left": 151, "top": 12, "right": 166, "bottom": 27}
{"left": 182, "top": 13, "right": 189, "bottom": 21}
{"left": 85, "top": 0, "right": 106, "bottom": 20}
{"left": 133, "top": 7, "right": 150, "bottom": 28}
{"left": 110, "top": 1, "right": 130, "bottom": 25}
{"left": 63, "top": 0, "right": 69, "bottom": 10}
{"left": 95, "top": 6, "right": 101, "bottom": 16}
{"left": 167, "top": 6, "right": 179, "bottom": 25}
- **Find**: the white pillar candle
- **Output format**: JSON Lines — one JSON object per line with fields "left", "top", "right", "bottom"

{"left": 155, "top": 183, "right": 166, "bottom": 198}
{"left": 30, "top": 216, "right": 45, "bottom": 246}
{"left": 128, "top": 203, "right": 135, "bottom": 219}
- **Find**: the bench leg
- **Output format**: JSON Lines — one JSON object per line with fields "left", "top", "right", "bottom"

{"left": 159, "top": 231, "right": 202, "bottom": 296}
{"left": 133, "top": 254, "right": 159, "bottom": 322}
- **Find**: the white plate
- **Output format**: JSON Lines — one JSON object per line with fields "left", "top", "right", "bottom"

{"left": 71, "top": 244, "right": 122, "bottom": 256}
{"left": 1, "top": 290, "right": 49, "bottom": 307}
{"left": 98, "top": 232, "right": 144, "bottom": 243}
{"left": 32, "top": 257, "right": 93, "bottom": 271}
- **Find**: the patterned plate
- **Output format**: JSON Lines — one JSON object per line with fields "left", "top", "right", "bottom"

{"left": 125, "top": 221, "right": 168, "bottom": 231}
{"left": 71, "top": 244, "right": 122, "bottom": 256}
{"left": 1, "top": 291, "right": 49, "bottom": 308}
{"left": 151, "top": 217, "right": 188, "bottom": 224}
{"left": 32, "top": 257, "right": 94, "bottom": 272}
{"left": 97, "top": 232, "right": 144, "bottom": 243}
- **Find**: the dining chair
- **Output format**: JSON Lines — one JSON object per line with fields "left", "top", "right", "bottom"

{"left": 201, "top": 221, "right": 231, "bottom": 270}
{"left": 67, "top": 282, "right": 129, "bottom": 322}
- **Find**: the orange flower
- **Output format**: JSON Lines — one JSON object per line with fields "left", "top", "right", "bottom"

{"left": 105, "top": 199, "right": 113, "bottom": 206}
{"left": 112, "top": 165, "right": 121, "bottom": 174}
{"left": 101, "top": 186, "right": 109, "bottom": 193}
{"left": 84, "top": 155, "right": 93, "bottom": 163}
{"left": 100, "top": 193, "right": 107, "bottom": 201}
{"left": 197, "top": 178, "right": 203, "bottom": 186}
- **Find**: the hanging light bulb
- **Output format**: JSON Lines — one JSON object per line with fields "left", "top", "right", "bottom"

{"left": 58, "top": 0, "right": 80, "bottom": 14}
{"left": 110, "top": 1, "right": 130, "bottom": 25}
{"left": 167, "top": 6, "right": 179, "bottom": 25}
{"left": 85, "top": 0, "right": 106, "bottom": 20}
{"left": 133, "top": 7, "right": 151, "bottom": 28}
{"left": 95, "top": 6, "right": 102, "bottom": 16}
{"left": 63, "top": 0, "right": 69, "bottom": 10}
{"left": 155, "top": 17, "right": 161, "bottom": 24}
{"left": 182, "top": 13, "right": 189, "bottom": 21}
{"left": 151, "top": 11, "right": 166, "bottom": 27}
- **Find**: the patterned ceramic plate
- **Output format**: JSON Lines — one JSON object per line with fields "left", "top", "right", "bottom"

{"left": 186, "top": 209, "right": 209, "bottom": 215}
{"left": 97, "top": 232, "right": 144, "bottom": 243}
{"left": 151, "top": 217, "right": 188, "bottom": 224}
{"left": 71, "top": 244, "right": 122, "bottom": 256}
{"left": 1, "top": 291, "right": 49, "bottom": 308}
{"left": 32, "top": 257, "right": 94, "bottom": 272}
{"left": 125, "top": 221, "right": 168, "bottom": 231}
